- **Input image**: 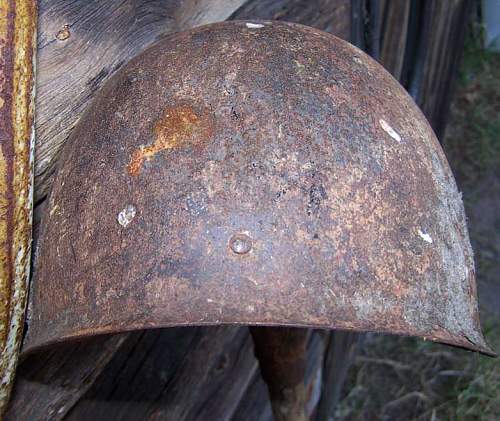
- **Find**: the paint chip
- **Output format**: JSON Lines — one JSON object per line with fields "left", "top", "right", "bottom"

{"left": 117, "top": 205, "right": 136, "bottom": 227}
{"left": 49, "top": 205, "right": 59, "bottom": 216}
{"left": 56, "top": 25, "right": 71, "bottom": 41}
{"left": 417, "top": 229, "right": 433, "bottom": 244}
{"left": 246, "top": 22, "right": 264, "bottom": 29}
{"left": 379, "top": 119, "right": 401, "bottom": 142}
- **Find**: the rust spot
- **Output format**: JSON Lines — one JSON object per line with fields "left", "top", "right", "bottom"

{"left": 127, "top": 106, "right": 212, "bottom": 176}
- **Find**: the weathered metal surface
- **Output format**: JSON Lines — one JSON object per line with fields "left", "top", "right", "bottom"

{"left": 33, "top": 0, "right": 247, "bottom": 203}
{"left": 0, "top": 0, "right": 37, "bottom": 414}
{"left": 24, "top": 21, "right": 493, "bottom": 356}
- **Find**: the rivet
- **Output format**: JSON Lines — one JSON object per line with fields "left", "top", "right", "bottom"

{"left": 117, "top": 204, "right": 136, "bottom": 227}
{"left": 229, "top": 233, "right": 253, "bottom": 255}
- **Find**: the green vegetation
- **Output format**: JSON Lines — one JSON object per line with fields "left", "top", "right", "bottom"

{"left": 445, "top": 22, "right": 500, "bottom": 185}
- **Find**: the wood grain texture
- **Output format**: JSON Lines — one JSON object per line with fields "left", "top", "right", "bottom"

{"left": 6, "top": 334, "right": 128, "bottom": 420}
{"left": 379, "top": 0, "right": 411, "bottom": 79}
{"left": 65, "top": 328, "right": 324, "bottom": 421}
{"left": 66, "top": 327, "right": 255, "bottom": 420}
{"left": 409, "top": 0, "right": 471, "bottom": 138}
{"left": 314, "top": 331, "right": 360, "bottom": 421}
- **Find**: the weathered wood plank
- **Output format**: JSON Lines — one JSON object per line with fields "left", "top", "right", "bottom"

{"left": 68, "top": 328, "right": 325, "bottom": 421}
{"left": 380, "top": 0, "right": 411, "bottom": 79}
{"left": 314, "top": 331, "right": 360, "bottom": 421}
{"left": 66, "top": 327, "right": 255, "bottom": 420}
{"left": 6, "top": 334, "right": 128, "bottom": 420}
{"left": 231, "top": 371, "right": 274, "bottom": 421}
{"left": 409, "top": 0, "right": 471, "bottom": 138}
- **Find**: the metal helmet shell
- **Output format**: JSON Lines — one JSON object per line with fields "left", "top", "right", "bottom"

{"left": 24, "top": 21, "right": 493, "bottom": 356}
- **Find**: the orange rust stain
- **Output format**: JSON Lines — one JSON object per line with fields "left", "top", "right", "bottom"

{"left": 127, "top": 106, "right": 212, "bottom": 176}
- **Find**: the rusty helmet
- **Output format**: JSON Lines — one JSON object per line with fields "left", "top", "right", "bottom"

{"left": 24, "top": 20, "right": 493, "bottom": 356}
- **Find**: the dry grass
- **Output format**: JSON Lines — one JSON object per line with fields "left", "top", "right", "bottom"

{"left": 336, "top": 323, "right": 499, "bottom": 420}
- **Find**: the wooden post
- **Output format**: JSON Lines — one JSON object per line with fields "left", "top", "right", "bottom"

{"left": 250, "top": 327, "right": 309, "bottom": 421}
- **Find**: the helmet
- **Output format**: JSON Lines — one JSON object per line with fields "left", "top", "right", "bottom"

{"left": 24, "top": 21, "right": 493, "bottom": 357}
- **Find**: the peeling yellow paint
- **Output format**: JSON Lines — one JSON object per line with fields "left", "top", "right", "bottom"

{"left": 0, "top": 1, "right": 11, "bottom": 346}
{"left": 0, "top": 0, "right": 37, "bottom": 415}
{"left": 0, "top": 145, "right": 8, "bottom": 343}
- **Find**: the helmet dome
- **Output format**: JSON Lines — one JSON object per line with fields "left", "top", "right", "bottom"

{"left": 25, "top": 21, "right": 493, "bottom": 356}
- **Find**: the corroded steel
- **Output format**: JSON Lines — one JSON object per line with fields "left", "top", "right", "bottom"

{"left": 0, "top": 0, "right": 37, "bottom": 414}
{"left": 24, "top": 21, "right": 493, "bottom": 356}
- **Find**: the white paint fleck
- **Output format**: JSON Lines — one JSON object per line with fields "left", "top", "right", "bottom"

{"left": 246, "top": 22, "right": 264, "bottom": 29}
{"left": 379, "top": 119, "right": 401, "bottom": 142}
{"left": 207, "top": 298, "right": 214, "bottom": 303}
{"left": 117, "top": 204, "right": 136, "bottom": 227}
{"left": 247, "top": 305, "right": 255, "bottom": 312}
{"left": 353, "top": 56, "right": 363, "bottom": 64}
{"left": 417, "top": 229, "right": 433, "bottom": 244}
{"left": 49, "top": 204, "right": 59, "bottom": 216}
